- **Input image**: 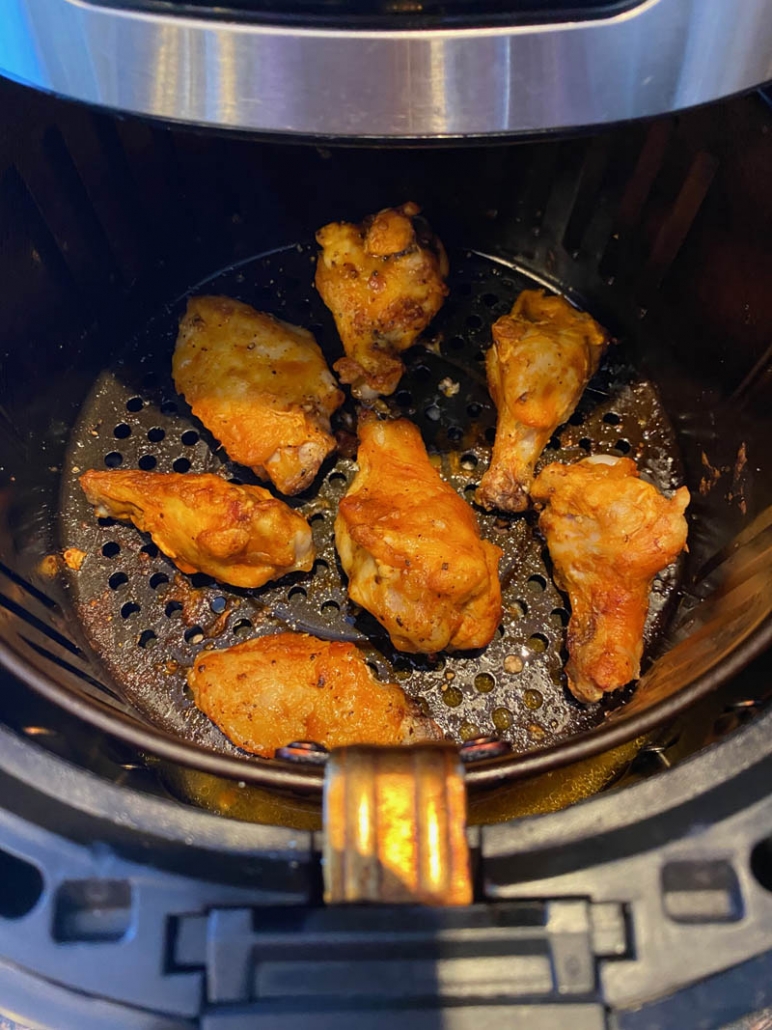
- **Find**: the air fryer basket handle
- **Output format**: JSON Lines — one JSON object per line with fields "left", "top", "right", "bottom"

{"left": 323, "top": 744, "right": 472, "bottom": 905}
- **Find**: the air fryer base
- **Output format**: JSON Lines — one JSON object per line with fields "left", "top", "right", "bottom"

{"left": 1, "top": 653, "right": 772, "bottom": 1028}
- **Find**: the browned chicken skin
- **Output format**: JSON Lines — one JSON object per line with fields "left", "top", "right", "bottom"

{"left": 477, "top": 290, "right": 608, "bottom": 513}
{"left": 173, "top": 296, "right": 344, "bottom": 496}
{"left": 187, "top": 632, "right": 442, "bottom": 757}
{"left": 80, "top": 470, "right": 315, "bottom": 589}
{"left": 315, "top": 202, "right": 449, "bottom": 398}
{"left": 531, "top": 456, "right": 689, "bottom": 702}
{"left": 335, "top": 416, "right": 502, "bottom": 653}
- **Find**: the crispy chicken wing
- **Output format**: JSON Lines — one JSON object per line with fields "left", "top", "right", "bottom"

{"left": 187, "top": 632, "right": 442, "bottom": 757}
{"left": 335, "top": 416, "right": 502, "bottom": 653}
{"left": 531, "top": 456, "right": 689, "bottom": 703}
{"left": 477, "top": 290, "right": 608, "bottom": 513}
{"left": 315, "top": 202, "right": 449, "bottom": 398}
{"left": 173, "top": 296, "right": 344, "bottom": 495}
{"left": 80, "top": 470, "right": 314, "bottom": 589}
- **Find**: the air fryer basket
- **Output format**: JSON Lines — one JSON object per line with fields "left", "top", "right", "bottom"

{"left": 1, "top": 77, "right": 772, "bottom": 804}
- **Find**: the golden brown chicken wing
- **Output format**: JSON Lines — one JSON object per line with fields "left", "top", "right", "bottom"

{"left": 187, "top": 632, "right": 442, "bottom": 757}
{"left": 335, "top": 416, "right": 502, "bottom": 653}
{"left": 315, "top": 202, "right": 449, "bottom": 398}
{"left": 173, "top": 296, "right": 344, "bottom": 495}
{"left": 531, "top": 456, "right": 689, "bottom": 703}
{"left": 476, "top": 290, "right": 608, "bottom": 513}
{"left": 80, "top": 470, "right": 314, "bottom": 589}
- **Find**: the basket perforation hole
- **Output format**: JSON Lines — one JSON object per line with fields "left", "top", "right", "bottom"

{"left": 447, "top": 426, "right": 463, "bottom": 443}
{"left": 210, "top": 596, "right": 227, "bottom": 614}
{"left": 138, "top": 630, "right": 157, "bottom": 649}
{"left": 313, "top": 559, "right": 330, "bottom": 573}
{"left": 467, "top": 403, "right": 482, "bottom": 419}
{"left": 138, "top": 455, "right": 157, "bottom": 471}
{"left": 482, "top": 293, "right": 499, "bottom": 307}
{"left": 309, "top": 513, "right": 326, "bottom": 525}
{"left": 568, "top": 411, "right": 584, "bottom": 426}
{"left": 551, "top": 607, "right": 570, "bottom": 627}
{"left": 104, "top": 452, "right": 123, "bottom": 468}
{"left": 140, "top": 543, "right": 159, "bottom": 559}
{"left": 125, "top": 397, "right": 144, "bottom": 413}
{"left": 527, "top": 633, "right": 549, "bottom": 653}
{"left": 102, "top": 542, "right": 120, "bottom": 559}
{"left": 484, "top": 427, "right": 496, "bottom": 443}
{"left": 526, "top": 575, "right": 547, "bottom": 594}
{"left": 603, "top": 412, "right": 621, "bottom": 425}
{"left": 149, "top": 573, "right": 169, "bottom": 590}
{"left": 232, "top": 618, "right": 253, "bottom": 638}
{"left": 184, "top": 626, "right": 204, "bottom": 644}
{"left": 466, "top": 314, "right": 483, "bottom": 329}
{"left": 449, "top": 336, "right": 465, "bottom": 352}
{"left": 614, "top": 439, "right": 632, "bottom": 455}
{"left": 108, "top": 572, "right": 128, "bottom": 591}
{"left": 328, "top": 472, "right": 347, "bottom": 486}
{"left": 395, "top": 390, "right": 413, "bottom": 408}
{"left": 113, "top": 424, "right": 131, "bottom": 439}
{"left": 147, "top": 428, "right": 165, "bottom": 443}
{"left": 460, "top": 453, "right": 478, "bottom": 471}
{"left": 578, "top": 438, "right": 593, "bottom": 452}
{"left": 474, "top": 673, "right": 495, "bottom": 693}
{"left": 165, "top": 601, "right": 183, "bottom": 619}
{"left": 173, "top": 457, "right": 191, "bottom": 474}
{"left": 121, "top": 602, "right": 140, "bottom": 619}
{"left": 288, "top": 586, "right": 307, "bottom": 601}
{"left": 321, "top": 600, "right": 340, "bottom": 614}
{"left": 181, "top": 430, "right": 199, "bottom": 446}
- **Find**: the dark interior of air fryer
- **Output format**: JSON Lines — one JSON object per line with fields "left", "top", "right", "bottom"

{"left": 2, "top": 77, "right": 772, "bottom": 820}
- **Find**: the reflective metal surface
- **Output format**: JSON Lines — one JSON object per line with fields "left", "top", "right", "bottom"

{"left": 1, "top": 0, "right": 772, "bottom": 137}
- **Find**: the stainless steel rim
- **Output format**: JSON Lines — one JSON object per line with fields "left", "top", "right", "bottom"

{"left": 1, "top": 0, "right": 772, "bottom": 138}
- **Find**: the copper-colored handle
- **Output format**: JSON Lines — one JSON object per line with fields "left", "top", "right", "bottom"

{"left": 323, "top": 744, "right": 472, "bottom": 906}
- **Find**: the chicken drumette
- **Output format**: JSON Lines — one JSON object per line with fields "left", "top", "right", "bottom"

{"left": 335, "top": 415, "right": 502, "bottom": 653}
{"left": 173, "top": 296, "right": 344, "bottom": 496}
{"left": 315, "top": 202, "right": 449, "bottom": 398}
{"left": 477, "top": 290, "right": 608, "bottom": 513}
{"left": 80, "top": 470, "right": 315, "bottom": 589}
{"left": 531, "top": 456, "right": 689, "bottom": 703}
{"left": 188, "top": 632, "right": 442, "bottom": 757}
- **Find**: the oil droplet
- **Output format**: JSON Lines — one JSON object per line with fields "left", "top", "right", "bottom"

{"left": 523, "top": 689, "right": 543, "bottom": 710}
{"left": 443, "top": 686, "right": 463, "bottom": 707}
{"left": 474, "top": 672, "right": 495, "bottom": 693}
{"left": 492, "top": 707, "right": 513, "bottom": 731}
{"left": 528, "top": 723, "right": 546, "bottom": 739}
{"left": 459, "top": 720, "right": 482, "bottom": 742}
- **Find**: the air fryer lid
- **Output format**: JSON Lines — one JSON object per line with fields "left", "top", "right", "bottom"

{"left": 2, "top": 0, "right": 772, "bottom": 137}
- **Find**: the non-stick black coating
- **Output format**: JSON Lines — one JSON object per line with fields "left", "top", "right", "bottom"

{"left": 60, "top": 244, "right": 685, "bottom": 767}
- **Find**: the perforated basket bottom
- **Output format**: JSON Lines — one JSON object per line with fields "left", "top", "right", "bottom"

{"left": 60, "top": 245, "right": 684, "bottom": 760}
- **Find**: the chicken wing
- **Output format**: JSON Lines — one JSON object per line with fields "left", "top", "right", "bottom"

{"left": 531, "top": 456, "right": 689, "bottom": 703}
{"left": 476, "top": 290, "right": 608, "bottom": 513}
{"left": 335, "top": 415, "right": 502, "bottom": 653}
{"left": 315, "top": 202, "right": 449, "bottom": 398}
{"left": 173, "top": 296, "right": 344, "bottom": 496}
{"left": 187, "top": 632, "right": 442, "bottom": 757}
{"left": 80, "top": 470, "right": 314, "bottom": 589}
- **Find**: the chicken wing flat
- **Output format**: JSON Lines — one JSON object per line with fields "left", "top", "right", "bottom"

{"left": 477, "top": 290, "right": 608, "bottom": 513}
{"left": 173, "top": 296, "right": 344, "bottom": 495}
{"left": 531, "top": 456, "right": 689, "bottom": 703}
{"left": 315, "top": 202, "right": 449, "bottom": 398}
{"left": 335, "top": 416, "right": 502, "bottom": 653}
{"left": 187, "top": 632, "right": 442, "bottom": 757}
{"left": 80, "top": 470, "right": 314, "bottom": 589}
